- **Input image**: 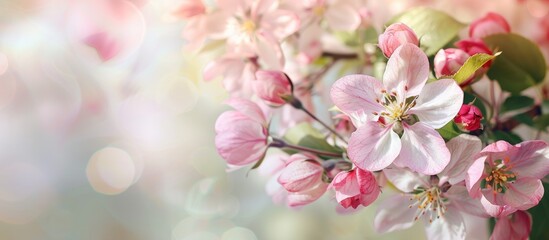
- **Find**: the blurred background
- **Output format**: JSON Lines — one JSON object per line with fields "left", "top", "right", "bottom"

{"left": 0, "top": 0, "right": 547, "bottom": 239}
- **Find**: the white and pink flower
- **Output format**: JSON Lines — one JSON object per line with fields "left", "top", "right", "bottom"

{"left": 466, "top": 140, "right": 549, "bottom": 217}
{"left": 331, "top": 43, "right": 463, "bottom": 174}
{"left": 331, "top": 167, "right": 380, "bottom": 209}
{"left": 490, "top": 210, "right": 532, "bottom": 240}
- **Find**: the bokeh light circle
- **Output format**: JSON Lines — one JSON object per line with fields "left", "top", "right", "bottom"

{"left": 86, "top": 147, "right": 136, "bottom": 195}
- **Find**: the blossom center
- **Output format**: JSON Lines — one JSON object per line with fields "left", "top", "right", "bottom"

{"left": 408, "top": 186, "right": 447, "bottom": 223}
{"left": 481, "top": 157, "right": 516, "bottom": 193}
{"left": 376, "top": 91, "right": 417, "bottom": 125}
{"left": 241, "top": 19, "right": 257, "bottom": 35}
{"left": 312, "top": 5, "right": 325, "bottom": 17}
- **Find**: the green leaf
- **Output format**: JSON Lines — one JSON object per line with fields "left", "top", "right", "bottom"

{"left": 283, "top": 123, "right": 342, "bottom": 154}
{"left": 388, "top": 7, "right": 466, "bottom": 56}
{"left": 492, "top": 130, "right": 523, "bottom": 144}
{"left": 542, "top": 100, "right": 549, "bottom": 114}
{"left": 483, "top": 33, "right": 547, "bottom": 94}
{"left": 528, "top": 183, "right": 549, "bottom": 239}
{"left": 512, "top": 113, "right": 535, "bottom": 127}
{"left": 534, "top": 114, "right": 549, "bottom": 131}
{"left": 452, "top": 53, "right": 499, "bottom": 84}
{"left": 500, "top": 95, "right": 535, "bottom": 114}
{"left": 437, "top": 121, "right": 461, "bottom": 141}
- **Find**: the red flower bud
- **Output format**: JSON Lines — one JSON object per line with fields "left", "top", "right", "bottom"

{"left": 434, "top": 48, "right": 470, "bottom": 78}
{"left": 454, "top": 104, "right": 483, "bottom": 131}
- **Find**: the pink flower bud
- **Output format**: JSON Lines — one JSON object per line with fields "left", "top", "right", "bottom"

{"left": 332, "top": 168, "right": 380, "bottom": 209}
{"left": 278, "top": 158, "right": 324, "bottom": 192}
{"left": 378, "top": 23, "right": 419, "bottom": 58}
{"left": 490, "top": 210, "right": 532, "bottom": 240}
{"left": 253, "top": 70, "right": 293, "bottom": 107}
{"left": 455, "top": 39, "right": 494, "bottom": 75}
{"left": 469, "top": 12, "right": 511, "bottom": 39}
{"left": 454, "top": 104, "right": 483, "bottom": 131}
{"left": 434, "top": 48, "right": 470, "bottom": 78}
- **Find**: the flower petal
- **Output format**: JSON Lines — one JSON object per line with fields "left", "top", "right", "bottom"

{"left": 382, "top": 43, "right": 429, "bottom": 101}
{"left": 424, "top": 206, "right": 466, "bottom": 240}
{"left": 503, "top": 178, "right": 544, "bottom": 210}
{"left": 438, "top": 134, "right": 482, "bottom": 185}
{"left": 348, "top": 122, "right": 401, "bottom": 171}
{"left": 325, "top": 4, "right": 361, "bottom": 31}
{"left": 383, "top": 168, "right": 429, "bottom": 193}
{"left": 466, "top": 155, "right": 487, "bottom": 198}
{"left": 394, "top": 122, "right": 450, "bottom": 175}
{"left": 490, "top": 210, "right": 532, "bottom": 240}
{"left": 215, "top": 117, "right": 268, "bottom": 166}
{"left": 225, "top": 98, "right": 267, "bottom": 124}
{"left": 480, "top": 196, "right": 517, "bottom": 218}
{"left": 374, "top": 194, "right": 417, "bottom": 233}
{"left": 261, "top": 9, "right": 300, "bottom": 40}
{"left": 278, "top": 160, "right": 323, "bottom": 192}
{"left": 511, "top": 140, "right": 549, "bottom": 179}
{"left": 255, "top": 31, "right": 284, "bottom": 70}
{"left": 409, "top": 79, "right": 464, "bottom": 129}
{"left": 287, "top": 182, "right": 328, "bottom": 207}
{"left": 445, "top": 185, "right": 489, "bottom": 218}
{"left": 330, "top": 74, "right": 384, "bottom": 123}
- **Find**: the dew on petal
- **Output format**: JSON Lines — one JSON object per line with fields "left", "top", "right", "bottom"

{"left": 86, "top": 147, "right": 136, "bottom": 195}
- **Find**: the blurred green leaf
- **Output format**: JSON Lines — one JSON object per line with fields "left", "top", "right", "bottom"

{"left": 500, "top": 95, "right": 534, "bottom": 114}
{"left": 388, "top": 7, "right": 466, "bottom": 56}
{"left": 512, "top": 113, "right": 535, "bottom": 127}
{"left": 283, "top": 123, "right": 342, "bottom": 156}
{"left": 484, "top": 33, "right": 547, "bottom": 94}
{"left": 534, "top": 114, "right": 549, "bottom": 132}
{"left": 542, "top": 100, "right": 549, "bottom": 114}
{"left": 452, "top": 53, "right": 499, "bottom": 84}
{"left": 437, "top": 121, "right": 461, "bottom": 141}
{"left": 528, "top": 183, "right": 549, "bottom": 239}
{"left": 492, "top": 130, "right": 523, "bottom": 144}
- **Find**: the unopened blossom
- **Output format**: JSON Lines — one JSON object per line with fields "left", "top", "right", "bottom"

{"left": 469, "top": 12, "right": 511, "bottom": 39}
{"left": 454, "top": 104, "right": 483, "bottom": 131}
{"left": 254, "top": 70, "right": 293, "bottom": 107}
{"left": 490, "top": 210, "right": 532, "bottom": 240}
{"left": 466, "top": 140, "right": 549, "bottom": 217}
{"left": 375, "top": 135, "right": 487, "bottom": 240}
{"left": 332, "top": 167, "right": 380, "bottom": 209}
{"left": 331, "top": 43, "right": 463, "bottom": 174}
{"left": 215, "top": 98, "right": 269, "bottom": 167}
{"left": 278, "top": 154, "right": 329, "bottom": 207}
{"left": 434, "top": 48, "right": 470, "bottom": 78}
{"left": 455, "top": 39, "right": 494, "bottom": 70}
{"left": 378, "top": 23, "right": 419, "bottom": 57}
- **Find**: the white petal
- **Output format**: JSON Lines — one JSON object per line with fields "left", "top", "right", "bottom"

{"left": 438, "top": 135, "right": 482, "bottom": 185}
{"left": 382, "top": 43, "right": 429, "bottom": 101}
{"left": 348, "top": 122, "right": 401, "bottom": 171}
{"left": 383, "top": 168, "right": 429, "bottom": 193}
{"left": 424, "top": 206, "right": 466, "bottom": 240}
{"left": 409, "top": 79, "right": 463, "bottom": 129}
{"left": 374, "top": 194, "right": 417, "bottom": 233}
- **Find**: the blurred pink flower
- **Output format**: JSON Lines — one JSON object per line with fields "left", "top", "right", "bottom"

{"left": 331, "top": 167, "right": 380, "bottom": 209}
{"left": 466, "top": 140, "right": 549, "bottom": 217}
{"left": 434, "top": 48, "right": 470, "bottom": 78}
{"left": 173, "top": 0, "right": 206, "bottom": 18}
{"left": 331, "top": 43, "right": 463, "bottom": 174}
{"left": 469, "top": 12, "right": 511, "bottom": 39}
{"left": 83, "top": 31, "right": 120, "bottom": 61}
{"left": 215, "top": 98, "right": 269, "bottom": 167}
{"left": 375, "top": 135, "right": 487, "bottom": 240}
{"left": 203, "top": 53, "right": 258, "bottom": 97}
{"left": 253, "top": 70, "right": 293, "bottom": 107}
{"left": 299, "top": 0, "right": 362, "bottom": 32}
{"left": 454, "top": 104, "right": 483, "bottom": 132}
{"left": 490, "top": 210, "right": 532, "bottom": 240}
{"left": 378, "top": 23, "right": 419, "bottom": 58}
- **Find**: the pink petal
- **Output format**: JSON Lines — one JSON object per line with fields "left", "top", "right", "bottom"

{"left": 382, "top": 43, "right": 429, "bottom": 101}
{"left": 255, "top": 31, "right": 284, "bottom": 70}
{"left": 348, "top": 121, "right": 401, "bottom": 171}
{"left": 278, "top": 160, "right": 323, "bottom": 192}
{"left": 225, "top": 98, "right": 267, "bottom": 125}
{"left": 374, "top": 194, "right": 417, "bottom": 233}
{"left": 214, "top": 117, "right": 268, "bottom": 166}
{"left": 83, "top": 32, "right": 120, "bottom": 61}
{"left": 480, "top": 196, "right": 517, "bottom": 218}
{"left": 445, "top": 185, "right": 490, "bottom": 218}
{"left": 424, "top": 206, "right": 466, "bottom": 240}
{"left": 490, "top": 210, "right": 532, "bottom": 240}
{"left": 261, "top": 9, "right": 300, "bottom": 40}
{"left": 511, "top": 140, "right": 549, "bottom": 179}
{"left": 330, "top": 74, "right": 384, "bottom": 125}
{"left": 503, "top": 178, "right": 544, "bottom": 210}
{"left": 332, "top": 171, "right": 360, "bottom": 201}
{"left": 287, "top": 182, "right": 328, "bottom": 207}
{"left": 394, "top": 122, "right": 450, "bottom": 175}
{"left": 409, "top": 79, "right": 464, "bottom": 129}
{"left": 465, "top": 155, "right": 487, "bottom": 198}
{"left": 438, "top": 135, "right": 482, "bottom": 185}
{"left": 251, "top": 0, "right": 277, "bottom": 17}
{"left": 325, "top": 4, "right": 361, "bottom": 31}
{"left": 383, "top": 168, "right": 429, "bottom": 193}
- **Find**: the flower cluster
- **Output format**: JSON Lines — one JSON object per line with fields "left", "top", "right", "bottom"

{"left": 184, "top": 2, "right": 549, "bottom": 239}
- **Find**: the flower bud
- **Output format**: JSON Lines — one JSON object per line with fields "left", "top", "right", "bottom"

{"left": 278, "top": 159, "right": 324, "bottom": 192}
{"left": 454, "top": 104, "right": 483, "bottom": 131}
{"left": 469, "top": 12, "right": 511, "bottom": 39}
{"left": 378, "top": 23, "right": 419, "bottom": 58}
{"left": 455, "top": 39, "right": 493, "bottom": 56}
{"left": 434, "top": 48, "right": 470, "bottom": 78}
{"left": 254, "top": 70, "right": 293, "bottom": 107}
{"left": 332, "top": 168, "right": 380, "bottom": 209}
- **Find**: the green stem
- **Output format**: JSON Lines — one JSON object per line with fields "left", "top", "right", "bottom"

{"left": 289, "top": 98, "right": 348, "bottom": 144}
{"left": 270, "top": 138, "right": 343, "bottom": 158}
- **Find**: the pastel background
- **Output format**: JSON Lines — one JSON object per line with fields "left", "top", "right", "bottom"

{"left": 0, "top": 0, "right": 547, "bottom": 239}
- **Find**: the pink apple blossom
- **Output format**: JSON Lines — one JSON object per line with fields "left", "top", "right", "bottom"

{"left": 298, "top": 0, "right": 362, "bottom": 32}
{"left": 375, "top": 135, "right": 487, "bottom": 240}
{"left": 331, "top": 167, "right": 380, "bottom": 209}
{"left": 454, "top": 104, "right": 483, "bottom": 131}
{"left": 490, "top": 210, "right": 532, "bottom": 240}
{"left": 203, "top": 53, "right": 259, "bottom": 97}
{"left": 469, "top": 12, "right": 511, "bottom": 39}
{"left": 215, "top": 98, "right": 269, "bottom": 167}
{"left": 254, "top": 70, "right": 293, "bottom": 107}
{"left": 434, "top": 48, "right": 470, "bottom": 78}
{"left": 378, "top": 23, "right": 419, "bottom": 58}
{"left": 278, "top": 155, "right": 324, "bottom": 192}
{"left": 466, "top": 140, "right": 549, "bottom": 217}
{"left": 331, "top": 43, "right": 463, "bottom": 174}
